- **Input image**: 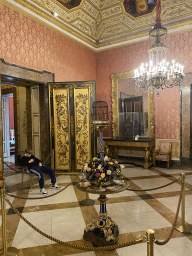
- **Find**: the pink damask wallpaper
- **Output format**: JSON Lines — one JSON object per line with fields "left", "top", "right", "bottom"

{"left": 96, "top": 30, "right": 192, "bottom": 139}
{"left": 0, "top": 3, "right": 96, "bottom": 82}
{"left": 154, "top": 87, "right": 180, "bottom": 139}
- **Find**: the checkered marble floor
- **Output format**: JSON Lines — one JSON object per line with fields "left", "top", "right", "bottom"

{"left": 1, "top": 158, "right": 192, "bottom": 256}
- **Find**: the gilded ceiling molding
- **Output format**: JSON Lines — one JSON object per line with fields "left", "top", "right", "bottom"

{"left": 2, "top": 0, "right": 192, "bottom": 50}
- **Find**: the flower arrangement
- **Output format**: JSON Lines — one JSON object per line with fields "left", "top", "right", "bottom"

{"left": 80, "top": 156, "right": 124, "bottom": 187}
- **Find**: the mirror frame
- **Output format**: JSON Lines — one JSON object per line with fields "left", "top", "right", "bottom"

{"left": 111, "top": 70, "right": 155, "bottom": 139}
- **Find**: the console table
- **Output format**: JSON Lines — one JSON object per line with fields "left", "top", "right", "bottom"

{"left": 104, "top": 138, "right": 155, "bottom": 169}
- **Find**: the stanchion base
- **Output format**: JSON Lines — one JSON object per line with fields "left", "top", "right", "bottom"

{"left": 175, "top": 223, "right": 192, "bottom": 234}
{"left": 79, "top": 199, "right": 95, "bottom": 206}
{"left": 0, "top": 247, "right": 19, "bottom": 256}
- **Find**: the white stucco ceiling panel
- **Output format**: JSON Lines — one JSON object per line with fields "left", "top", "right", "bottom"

{"left": 72, "top": 20, "right": 92, "bottom": 36}
{"left": 161, "top": 5, "right": 192, "bottom": 23}
{"left": 82, "top": 1, "right": 98, "bottom": 18}
{"left": 89, "top": 0, "right": 121, "bottom": 9}
{"left": 121, "top": 16, "right": 137, "bottom": 30}
{"left": 101, "top": 5, "right": 123, "bottom": 20}
{"left": 102, "top": 24, "right": 129, "bottom": 38}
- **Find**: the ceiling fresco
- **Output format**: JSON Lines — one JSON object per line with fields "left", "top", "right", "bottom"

{"left": 2, "top": 0, "right": 192, "bottom": 51}
{"left": 124, "top": 0, "right": 157, "bottom": 17}
{"left": 56, "top": 0, "right": 82, "bottom": 9}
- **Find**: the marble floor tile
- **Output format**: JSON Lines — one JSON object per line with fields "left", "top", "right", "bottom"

{"left": 117, "top": 242, "right": 163, "bottom": 256}
{"left": 121, "top": 200, "right": 155, "bottom": 214}
{"left": 25, "top": 185, "right": 78, "bottom": 207}
{"left": 157, "top": 195, "right": 192, "bottom": 222}
{"left": 122, "top": 168, "right": 157, "bottom": 178}
{"left": 3, "top": 163, "right": 192, "bottom": 255}
{"left": 51, "top": 208, "right": 86, "bottom": 242}
{"left": 5, "top": 173, "right": 30, "bottom": 187}
{"left": 157, "top": 236, "right": 192, "bottom": 256}
{"left": 131, "top": 211, "right": 172, "bottom": 231}
{"left": 12, "top": 207, "right": 86, "bottom": 249}
{"left": 70, "top": 253, "right": 96, "bottom": 256}
{"left": 12, "top": 211, "right": 53, "bottom": 249}
{"left": 157, "top": 195, "right": 192, "bottom": 209}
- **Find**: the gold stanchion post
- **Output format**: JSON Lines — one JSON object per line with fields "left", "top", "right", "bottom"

{"left": 0, "top": 180, "right": 7, "bottom": 255}
{"left": 146, "top": 229, "right": 154, "bottom": 256}
{"left": 0, "top": 167, "right": 18, "bottom": 256}
{"left": 175, "top": 173, "right": 192, "bottom": 233}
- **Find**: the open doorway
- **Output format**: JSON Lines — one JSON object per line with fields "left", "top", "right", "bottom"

{"left": 2, "top": 93, "right": 15, "bottom": 163}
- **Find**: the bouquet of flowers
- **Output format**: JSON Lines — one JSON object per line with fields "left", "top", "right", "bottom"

{"left": 79, "top": 156, "right": 124, "bottom": 187}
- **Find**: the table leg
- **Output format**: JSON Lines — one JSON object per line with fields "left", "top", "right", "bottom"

{"left": 144, "top": 147, "right": 149, "bottom": 169}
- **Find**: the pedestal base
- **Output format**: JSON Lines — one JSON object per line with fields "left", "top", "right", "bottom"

{"left": 79, "top": 199, "right": 95, "bottom": 206}
{"left": 0, "top": 247, "right": 19, "bottom": 256}
{"left": 175, "top": 223, "right": 192, "bottom": 234}
{"left": 83, "top": 225, "right": 119, "bottom": 247}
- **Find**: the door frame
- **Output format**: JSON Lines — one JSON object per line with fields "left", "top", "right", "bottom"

{"left": 0, "top": 58, "right": 54, "bottom": 168}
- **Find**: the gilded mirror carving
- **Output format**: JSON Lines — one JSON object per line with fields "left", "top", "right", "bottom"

{"left": 111, "top": 71, "right": 155, "bottom": 139}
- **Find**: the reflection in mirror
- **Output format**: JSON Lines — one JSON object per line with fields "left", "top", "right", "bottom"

{"left": 118, "top": 78, "right": 148, "bottom": 140}
{"left": 111, "top": 71, "right": 154, "bottom": 140}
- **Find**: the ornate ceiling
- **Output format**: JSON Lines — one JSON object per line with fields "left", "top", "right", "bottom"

{"left": 2, "top": 0, "right": 192, "bottom": 51}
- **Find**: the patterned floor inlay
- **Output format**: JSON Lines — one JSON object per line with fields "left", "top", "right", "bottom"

{"left": 1, "top": 161, "right": 192, "bottom": 255}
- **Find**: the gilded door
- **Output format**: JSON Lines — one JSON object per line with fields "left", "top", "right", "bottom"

{"left": 49, "top": 81, "right": 96, "bottom": 172}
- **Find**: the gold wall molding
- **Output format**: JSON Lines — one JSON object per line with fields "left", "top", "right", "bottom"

{"left": 16, "top": 86, "right": 27, "bottom": 155}
{"left": 180, "top": 73, "right": 192, "bottom": 159}
{"left": 111, "top": 70, "right": 155, "bottom": 139}
{"left": 148, "top": 85, "right": 155, "bottom": 139}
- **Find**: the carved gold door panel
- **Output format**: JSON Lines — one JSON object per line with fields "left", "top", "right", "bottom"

{"left": 53, "top": 88, "right": 70, "bottom": 170}
{"left": 49, "top": 81, "right": 96, "bottom": 172}
{"left": 74, "top": 88, "right": 91, "bottom": 169}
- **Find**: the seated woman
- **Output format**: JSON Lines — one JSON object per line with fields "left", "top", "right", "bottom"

{"left": 20, "top": 149, "right": 60, "bottom": 194}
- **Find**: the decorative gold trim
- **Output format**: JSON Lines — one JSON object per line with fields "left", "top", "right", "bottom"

{"left": 148, "top": 85, "right": 155, "bottom": 139}
{"left": 111, "top": 70, "right": 155, "bottom": 139}
{"left": 111, "top": 70, "right": 132, "bottom": 138}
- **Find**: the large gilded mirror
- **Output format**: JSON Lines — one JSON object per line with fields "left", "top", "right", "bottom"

{"left": 111, "top": 70, "right": 155, "bottom": 139}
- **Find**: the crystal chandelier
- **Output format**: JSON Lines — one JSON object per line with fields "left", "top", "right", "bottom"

{"left": 134, "top": 0, "right": 185, "bottom": 92}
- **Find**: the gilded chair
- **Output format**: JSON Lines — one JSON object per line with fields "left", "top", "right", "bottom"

{"left": 153, "top": 142, "right": 172, "bottom": 169}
